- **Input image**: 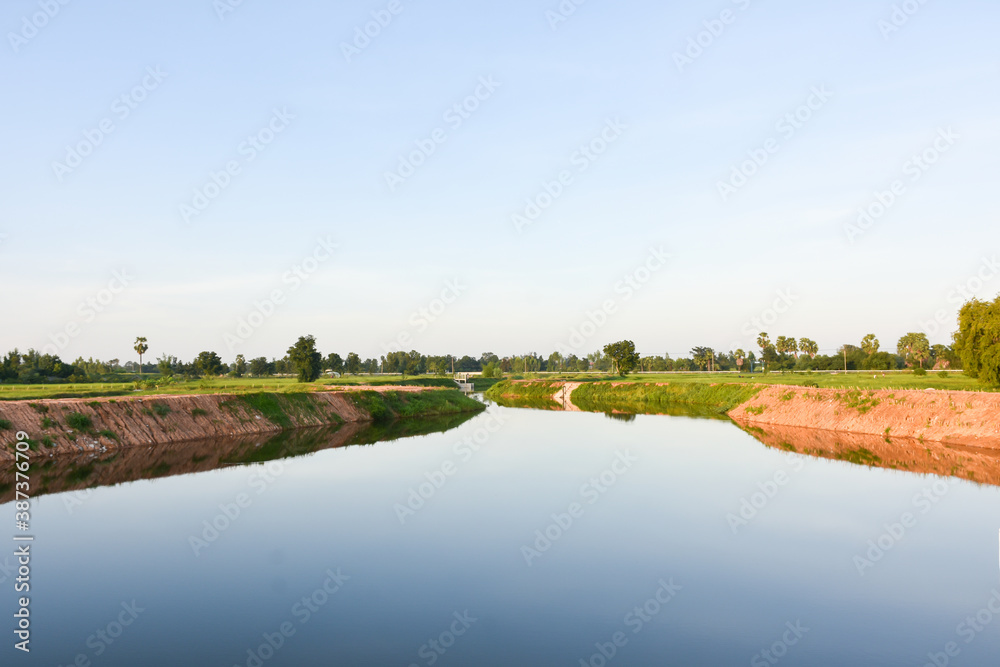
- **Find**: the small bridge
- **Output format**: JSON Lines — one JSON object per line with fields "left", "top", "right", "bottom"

{"left": 454, "top": 373, "right": 475, "bottom": 393}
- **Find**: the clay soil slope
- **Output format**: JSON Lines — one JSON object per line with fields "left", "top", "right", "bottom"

{"left": 730, "top": 385, "right": 1000, "bottom": 449}
{"left": 0, "top": 390, "right": 385, "bottom": 460}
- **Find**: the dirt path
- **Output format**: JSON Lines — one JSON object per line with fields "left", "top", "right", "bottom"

{"left": 552, "top": 383, "right": 582, "bottom": 411}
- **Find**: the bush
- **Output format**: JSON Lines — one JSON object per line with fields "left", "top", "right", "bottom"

{"left": 151, "top": 402, "right": 171, "bottom": 417}
{"left": 191, "top": 408, "right": 208, "bottom": 417}
{"left": 0, "top": 418, "right": 11, "bottom": 430}
{"left": 913, "top": 367, "right": 927, "bottom": 376}
{"left": 938, "top": 371, "right": 949, "bottom": 378}
{"left": 66, "top": 412, "right": 93, "bottom": 430}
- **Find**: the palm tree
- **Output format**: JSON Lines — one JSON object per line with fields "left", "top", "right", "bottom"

{"left": 134, "top": 337, "right": 149, "bottom": 376}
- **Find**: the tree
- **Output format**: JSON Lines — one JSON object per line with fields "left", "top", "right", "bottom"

{"left": 157, "top": 354, "right": 176, "bottom": 377}
{"left": 249, "top": 357, "right": 271, "bottom": 377}
{"left": 798, "top": 338, "right": 819, "bottom": 359}
{"left": 195, "top": 351, "right": 224, "bottom": 377}
{"left": 756, "top": 333, "right": 774, "bottom": 371}
{"left": 288, "top": 335, "right": 322, "bottom": 382}
{"left": 603, "top": 340, "right": 640, "bottom": 376}
{"left": 325, "top": 353, "right": 344, "bottom": 375}
{"left": 954, "top": 296, "right": 1000, "bottom": 385}
{"left": 897, "top": 332, "right": 931, "bottom": 368}
{"left": 861, "top": 334, "right": 880, "bottom": 356}
{"left": 345, "top": 352, "right": 362, "bottom": 375}
{"left": 231, "top": 354, "right": 247, "bottom": 378}
{"left": 690, "top": 346, "right": 714, "bottom": 371}
{"left": 134, "top": 337, "right": 148, "bottom": 376}
{"left": 734, "top": 349, "right": 746, "bottom": 371}
{"left": 775, "top": 336, "right": 797, "bottom": 358}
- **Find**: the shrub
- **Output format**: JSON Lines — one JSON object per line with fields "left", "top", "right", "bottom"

{"left": 151, "top": 402, "right": 171, "bottom": 417}
{"left": 913, "top": 367, "right": 927, "bottom": 376}
{"left": 938, "top": 371, "right": 949, "bottom": 378}
{"left": 28, "top": 403, "right": 48, "bottom": 413}
{"left": 66, "top": 412, "right": 93, "bottom": 430}
{"left": 0, "top": 419, "right": 12, "bottom": 430}
{"left": 191, "top": 408, "right": 209, "bottom": 417}
{"left": 41, "top": 417, "right": 56, "bottom": 429}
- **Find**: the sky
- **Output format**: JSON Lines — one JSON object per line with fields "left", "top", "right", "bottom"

{"left": 2, "top": 0, "right": 998, "bottom": 363}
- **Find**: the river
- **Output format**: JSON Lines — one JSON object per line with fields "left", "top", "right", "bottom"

{"left": 8, "top": 399, "right": 1000, "bottom": 665}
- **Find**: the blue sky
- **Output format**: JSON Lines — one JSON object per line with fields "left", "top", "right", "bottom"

{"left": 2, "top": 0, "right": 998, "bottom": 363}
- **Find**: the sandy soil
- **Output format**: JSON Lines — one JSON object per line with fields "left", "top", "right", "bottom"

{"left": 730, "top": 385, "right": 1000, "bottom": 449}
{"left": 553, "top": 383, "right": 582, "bottom": 411}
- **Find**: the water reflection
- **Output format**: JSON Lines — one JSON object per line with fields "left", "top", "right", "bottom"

{"left": 0, "top": 411, "right": 478, "bottom": 503}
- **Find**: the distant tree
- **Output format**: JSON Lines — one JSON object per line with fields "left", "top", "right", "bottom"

{"left": 798, "top": 338, "right": 819, "bottom": 359}
{"left": 195, "top": 351, "right": 224, "bottom": 377}
{"left": 288, "top": 336, "right": 322, "bottom": 382}
{"left": 897, "top": 332, "right": 931, "bottom": 368}
{"left": 157, "top": 354, "right": 176, "bottom": 377}
{"left": 480, "top": 352, "right": 499, "bottom": 367}
{"left": 775, "top": 336, "right": 797, "bottom": 358}
{"left": 734, "top": 349, "right": 746, "bottom": 371}
{"left": 345, "top": 352, "right": 362, "bottom": 375}
{"left": 604, "top": 340, "right": 640, "bottom": 376}
{"left": 547, "top": 351, "right": 563, "bottom": 373}
{"left": 757, "top": 333, "right": 774, "bottom": 371}
{"left": 690, "top": 346, "right": 714, "bottom": 371}
{"left": 861, "top": 334, "right": 880, "bottom": 356}
{"left": 249, "top": 357, "right": 271, "bottom": 377}
{"left": 363, "top": 358, "right": 379, "bottom": 374}
{"left": 954, "top": 296, "right": 1000, "bottom": 385}
{"left": 325, "top": 353, "right": 344, "bottom": 375}
{"left": 134, "top": 337, "right": 149, "bottom": 376}
{"left": 231, "top": 354, "right": 247, "bottom": 378}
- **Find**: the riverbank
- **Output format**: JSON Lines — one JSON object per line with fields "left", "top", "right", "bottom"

{"left": 0, "top": 387, "right": 485, "bottom": 460}
{"left": 485, "top": 379, "right": 1000, "bottom": 448}
{"left": 729, "top": 385, "right": 1000, "bottom": 449}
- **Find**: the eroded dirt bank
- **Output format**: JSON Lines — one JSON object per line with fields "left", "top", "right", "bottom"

{"left": 730, "top": 386, "right": 1000, "bottom": 449}
{"left": 0, "top": 387, "right": 476, "bottom": 461}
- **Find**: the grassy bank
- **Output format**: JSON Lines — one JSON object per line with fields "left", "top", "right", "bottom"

{"left": 484, "top": 380, "right": 764, "bottom": 416}
{"left": 347, "top": 389, "right": 486, "bottom": 423}
{"left": 571, "top": 382, "right": 765, "bottom": 416}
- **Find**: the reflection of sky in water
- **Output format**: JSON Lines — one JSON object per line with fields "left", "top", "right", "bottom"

{"left": 9, "top": 407, "right": 1000, "bottom": 666}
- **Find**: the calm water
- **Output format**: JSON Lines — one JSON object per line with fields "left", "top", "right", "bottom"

{"left": 6, "top": 402, "right": 1000, "bottom": 666}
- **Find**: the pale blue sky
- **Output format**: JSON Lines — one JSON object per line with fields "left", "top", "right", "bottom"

{"left": 2, "top": 0, "right": 998, "bottom": 362}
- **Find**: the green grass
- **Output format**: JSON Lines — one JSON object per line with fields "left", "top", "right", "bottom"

{"left": 41, "top": 416, "right": 57, "bottom": 429}
{"left": 151, "top": 402, "right": 171, "bottom": 417}
{"left": 0, "top": 418, "right": 11, "bottom": 430}
{"left": 65, "top": 412, "right": 93, "bottom": 431}
{"left": 347, "top": 389, "right": 486, "bottom": 423}
{"left": 190, "top": 407, "right": 209, "bottom": 417}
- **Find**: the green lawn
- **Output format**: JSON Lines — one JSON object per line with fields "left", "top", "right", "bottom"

{"left": 0, "top": 375, "right": 458, "bottom": 401}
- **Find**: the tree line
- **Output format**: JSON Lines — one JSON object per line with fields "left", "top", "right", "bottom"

{"left": 1, "top": 293, "right": 998, "bottom": 386}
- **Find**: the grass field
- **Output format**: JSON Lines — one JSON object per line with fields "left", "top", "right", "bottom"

{"left": 0, "top": 369, "right": 989, "bottom": 402}
{"left": 0, "top": 375, "right": 458, "bottom": 401}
